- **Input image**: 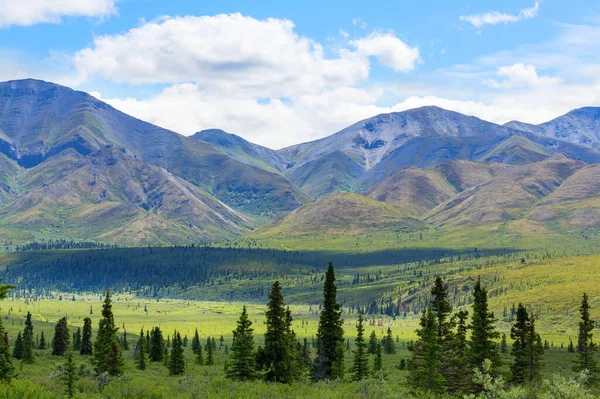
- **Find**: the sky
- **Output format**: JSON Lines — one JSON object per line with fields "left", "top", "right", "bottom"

{"left": 1, "top": 1, "right": 600, "bottom": 148}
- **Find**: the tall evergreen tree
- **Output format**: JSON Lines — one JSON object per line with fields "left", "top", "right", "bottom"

{"left": 191, "top": 329, "right": 200, "bottom": 354}
{"left": 39, "top": 331, "right": 47, "bottom": 350}
{"left": 500, "top": 333, "right": 508, "bottom": 354}
{"left": 150, "top": 327, "right": 165, "bottom": 362}
{"left": 135, "top": 329, "right": 146, "bottom": 371}
{"left": 574, "top": 293, "right": 598, "bottom": 382}
{"left": 0, "top": 316, "right": 14, "bottom": 382}
{"left": 258, "top": 281, "right": 296, "bottom": 383}
{"left": 351, "top": 314, "right": 369, "bottom": 381}
{"left": 510, "top": 304, "right": 543, "bottom": 384}
{"left": 122, "top": 329, "right": 129, "bottom": 351}
{"left": 227, "top": 305, "right": 258, "bottom": 381}
{"left": 52, "top": 317, "right": 70, "bottom": 356}
{"left": 408, "top": 308, "right": 444, "bottom": 392}
{"left": 12, "top": 332, "right": 23, "bottom": 360}
{"left": 196, "top": 344, "right": 204, "bottom": 365}
{"left": 80, "top": 318, "right": 93, "bottom": 356}
{"left": 73, "top": 328, "right": 82, "bottom": 352}
{"left": 468, "top": 278, "right": 501, "bottom": 376}
{"left": 446, "top": 310, "right": 471, "bottom": 394}
{"left": 168, "top": 331, "right": 185, "bottom": 375}
{"left": 93, "top": 290, "right": 124, "bottom": 375}
{"left": 313, "top": 262, "right": 345, "bottom": 381}
{"left": 22, "top": 312, "right": 34, "bottom": 364}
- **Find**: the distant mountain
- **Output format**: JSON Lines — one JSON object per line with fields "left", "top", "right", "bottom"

{"left": 0, "top": 80, "right": 309, "bottom": 234}
{"left": 505, "top": 107, "right": 600, "bottom": 149}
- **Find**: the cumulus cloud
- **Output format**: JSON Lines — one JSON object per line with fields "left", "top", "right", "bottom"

{"left": 0, "top": 0, "right": 118, "bottom": 27}
{"left": 351, "top": 33, "right": 420, "bottom": 72}
{"left": 460, "top": 1, "right": 540, "bottom": 28}
{"left": 485, "top": 63, "right": 561, "bottom": 89}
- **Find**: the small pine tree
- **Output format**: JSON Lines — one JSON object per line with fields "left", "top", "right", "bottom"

{"left": 135, "top": 329, "right": 146, "bottom": 371}
{"left": 383, "top": 327, "right": 396, "bottom": 354}
{"left": 373, "top": 341, "right": 383, "bottom": 374}
{"left": 39, "top": 331, "right": 47, "bottom": 350}
{"left": 149, "top": 327, "right": 165, "bottom": 362}
{"left": 12, "top": 332, "right": 23, "bottom": 360}
{"left": 206, "top": 338, "right": 214, "bottom": 365}
{"left": 168, "top": 331, "right": 185, "bottom": 375}
{"left": 73, "top": 328, "right": 82, "bottom": 352}
{"left": 368, "top": 331, "right": 377, "bottom": 354}
{"left": 191, "top": 329, "right": 200, "bottom": 354}
{"left": 93, "top": 290, "right": 124, "bottom": 375}
{"left": 574, "top": 293, "right": 598, "bottom": 383}
{"left": 227, "top": 305, "right": 257, "bottom": 381}
{"left": 80, "top": 318, "right": 93, "bottom": 356}
{"left": 122, "top": 329, "right": 129, "bottom": 351}
{"left": 351, "top": 314, "right": 369, "bottom": 381}
{"left": 22, "top": 312, "right": 34, "bottom": 364}
{"left": 500, "top": 333, "right": 508, "bottom": 354}
{"left": 60, "top": 352, "right": 78, "bottom": 399}
{"left": 52, "top": 317, "right": 70, "bottom": 356}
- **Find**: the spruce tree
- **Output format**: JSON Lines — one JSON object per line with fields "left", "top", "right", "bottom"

{"left": 0, "top": 316, "right": 14, "bottom": 382}
{"left": 206, "top": 338, "right": 214, "bottom": 365}
{"left": 60, "top": 352, "right": 78, "bottom": 399}
{"left": 302, "top": 338, "right": 312, "bottom": 368}
{"left": 368, "top": 331, "right": 377, "bottom": 354}
{"left": 447, "top": 309, "right": 471, "bottom": 394}
{"left": 313, "top": 262, "right": 345, "bottom": 381}
{"left": 73, "top": 328, "right": 82, "bottom": 352}
{"left": 0, "top": 278, "right": 13, "bottom": 300}
{"left": 191, "top": 328, "right": 200, "bottom": 354}
{"left": 80, "top": 318, "right": 93, "bottom": 356}
{"left": 93, "top": 290, "right": 124, "bottom": 375}
{"left": 574, "top": 293, "right": 598, "bottom": 382}
{"left": 351, "top": 313, "right": 369, "bottom": 381}
{"left": 468, "top": 278, "right": 501, "bottom": 376}
{"left": 258, "top": 281, "right": 296, "bottom": 383}
{"left": 12, "top": 331, "right": 23, "bottom": 360}
{"left": 135, "top": 329, "right": 146, "bottom": 371}
{"left": 373, "top": 341, "right": 383, "bottom": 374}
{"left": 227, "top": 305, "right": 257, "bottom": 381}
{"left": 500, "top": 333, "right": 508, "bottom": 354}
{"left": 168, "top": 331, "right": 185, "bottom": 375}
{"left": 408, "top": 308, "right": 444, "bottom": 392}
{"left": 52, "top": 317, "right": 70, "bottom": 356}
{"left": 122, "top": 329, "right": 129, "bottom": 351}
{"left": 383, "top": 327, "right": 396, "bottom": 354}
{"left": 39, "top": 331, "right": 46, "bottom": 350}
{"left": 510, "top": 304, "right": 543, "bottom": 384}
{"left": 149, "top": 327, "right": 164, "bottom": 362}
{"left": 22, "top": 312, "right": 34, "bottom": 364}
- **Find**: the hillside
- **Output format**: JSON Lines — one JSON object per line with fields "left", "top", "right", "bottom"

{"left": 251, "top": 192, "right": 424, "bottom": 239}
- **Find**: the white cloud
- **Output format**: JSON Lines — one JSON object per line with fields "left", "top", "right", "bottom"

{"left": 73, "top": 14, "right": 377, "bottom": 97}
{"left": 0, "top": 0, "right": 118, "bottom": 27}
{"left": 460, "top": 2, "right": 540, "bottom": 28}
{"left": 351, "top": 33, "right": 420, "bottom": 72}
{"left": 485, "top": 63, "right": 561, "bottom": 89}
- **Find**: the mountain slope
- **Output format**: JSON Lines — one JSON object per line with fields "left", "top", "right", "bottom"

{"left": 0, "top": 146, "right": 251, "bottom": 244}
{"left": 251, "top": 192, "right": 423, "bottom": 239}
{"left": 364, "top": 168, "right": 456, "bottom": 215}
{"left": 505, "top": 107, "right": 600, "bottom": 149}
{"left": 0, "top": 79, "right": 309, "bottom": 219}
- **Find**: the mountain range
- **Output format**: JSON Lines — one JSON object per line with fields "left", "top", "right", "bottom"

{"left": 1, "top": 78, "right": 600, "bottom": 245}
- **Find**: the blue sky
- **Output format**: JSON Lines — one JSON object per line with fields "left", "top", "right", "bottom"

{"left": 1, "top": 0, "right": 599, "bottom": 148}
